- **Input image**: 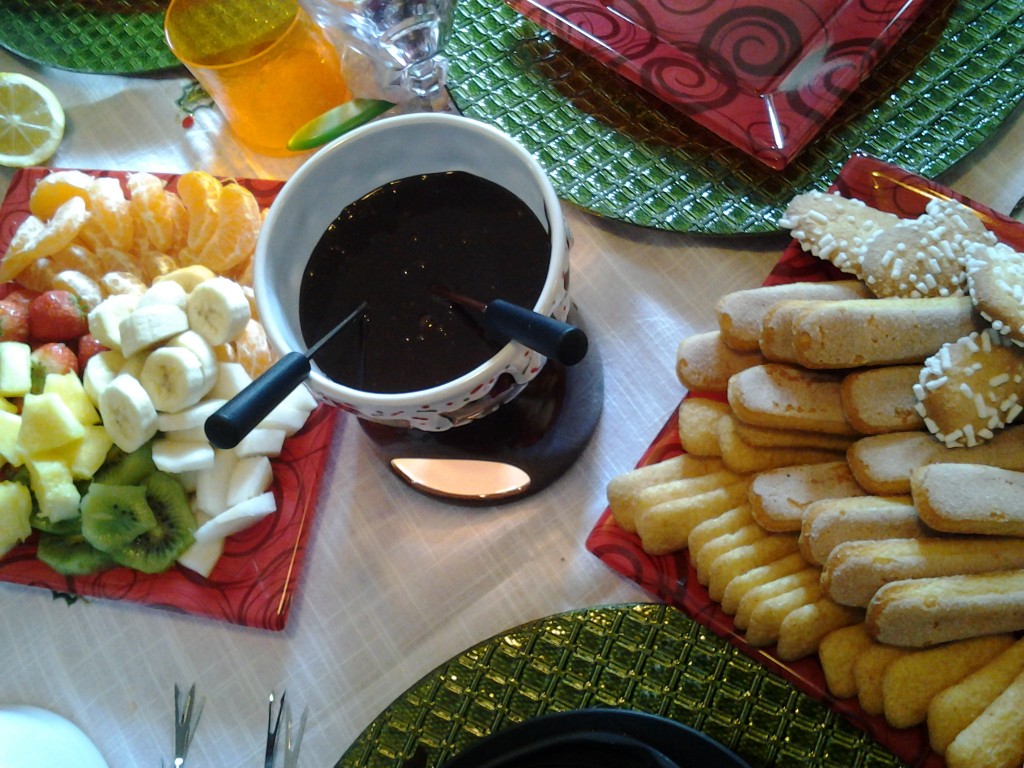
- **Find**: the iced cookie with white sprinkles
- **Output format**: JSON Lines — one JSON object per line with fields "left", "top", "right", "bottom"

{"left": 965, "top": 240, "right": 1024, "bottom": 345}
{"left": 914, "top": 328, "right": 1024, "bottom": 447}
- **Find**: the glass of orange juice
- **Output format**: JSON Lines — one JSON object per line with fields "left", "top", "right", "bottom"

{"left": 165, "top": 0, "right": 353, "bottom": 154}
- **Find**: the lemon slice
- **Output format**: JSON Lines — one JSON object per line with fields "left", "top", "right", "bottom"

{"left": 0, "top": 72, "right": 65, "bottom": 168}
{"left": 287, "top": 98, "right": 394, "bottom": 152}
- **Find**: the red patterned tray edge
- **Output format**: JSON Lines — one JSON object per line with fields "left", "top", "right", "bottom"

{"left": 504, "top": 0, "right": 934, "bottom": 169}
{"left": 0, "top": 167, "right": 339, "bottom": 631}
{"left": 586, "top": 153, "right": 1024, "bottom": 766}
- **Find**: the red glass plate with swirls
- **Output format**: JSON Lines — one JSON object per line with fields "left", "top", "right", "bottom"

{"left": 0, "top": 168, "right": 339, "bottom": 631}
{"left": 586, "top": 154, "right": 1024, "bottom": 767}
{"left": 505, "top": 0, "right": 933, "bottom": 170}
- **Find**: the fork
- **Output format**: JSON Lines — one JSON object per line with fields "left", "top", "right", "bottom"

{"left": 168, "top": 683, "right": 204, "bottom": 767}
{"left": 264, "top": 691, "right": 287, "bottom": 768}
{"left": 282, "top": 701, "right": 308, "bottom": 768}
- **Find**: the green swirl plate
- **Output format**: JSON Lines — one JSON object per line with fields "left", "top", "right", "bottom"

{"left": 334, "top": 604, "right": 906, "bottom": 767}
{"left": 446, "top": 0, "right": 1024, "bottom": 235}
{"left": 0, "top": 0, "right": 179, "bottom": 75}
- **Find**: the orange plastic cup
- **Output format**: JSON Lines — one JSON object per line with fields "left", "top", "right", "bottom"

{"left": 165, "top": 0, "right": 352, "bottom": 154}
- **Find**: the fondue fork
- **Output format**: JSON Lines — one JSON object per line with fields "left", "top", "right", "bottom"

{"left": 205, "top": 301, "right": 367, "bottom": 450}
{"left": 432, "top": 286, "right": 588, "bottom": 366}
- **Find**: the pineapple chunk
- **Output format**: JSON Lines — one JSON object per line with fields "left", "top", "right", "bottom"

{"left": 68, "top": 426, "right": 114, "bottom": 479}
{"left": 0, "top": 410, "right": 22, "bottom": 466}
{"left": 0, "top": 480, "right": 32, "bottom": 556}
{"left": 26, "top": 458, "right": 81, "bottom": 522}
{"left": 43, "top": 372, "right": 100, "bottom": 426}
{"left": 34, "top": 425, "right": 114, "bottom": 480}
{"left": 0, "top": 341, "right": 31, "bottom": 397}
{"left": 16, "top": 392, "right": 86, "bottom": 456}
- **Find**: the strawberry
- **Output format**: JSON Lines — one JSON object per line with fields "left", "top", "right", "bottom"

{"left": 30, "top": 342, "right": 79, "bottom": 393}
{"left": 0, "top": 282, "right": 21, "bottom": 300}
{"left": 28, "top": 289, "right": 89, "bottom": 342}
{"left": 4, "top": 287, "right": 40, "bottom": 307}
{"left": 76, "top": 333, "right": 108, "bottom": 371}
{"left": 0, "top": 298, "right": 30, "bottom": 342}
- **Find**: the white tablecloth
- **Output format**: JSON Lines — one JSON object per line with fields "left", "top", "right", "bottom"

{"left": 1, "top": 48, "right": 1023, "bottom": 766}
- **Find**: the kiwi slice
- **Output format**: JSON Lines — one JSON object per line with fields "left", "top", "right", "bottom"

{"left": 92, "top": 441, "right": 157, "bottom": 486}
{"left": 37, "top": 532, "right": 117, "bottom": 576}
{"left": 30, "top": 506, "right": 81, "bottom": 536}
{"left": 81, "top": 483, "right": 158, "bottom": 553}
{"left": 108, "top": 472, "right": 196, "bottom": 574}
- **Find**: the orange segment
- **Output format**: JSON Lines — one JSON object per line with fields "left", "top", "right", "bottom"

{"left": 79, "top": 177, "right": 134, "bottom": 252}
{"left": 28, "top": 169, "right": 93, "bottom": 220}
{"left": 127, "top": 172, "right": 185, "bottom": 255}
{"left": 176, "top": 170, "right": 223, "bottom": 252}
{"left": 0, "top": 196, "right": 88, "bottom": 282}
{"left": 190, "top": 182, "right": 260, "bottom": 273}
{"left": 231, "top": 318, "right": 277, "bottom": 377}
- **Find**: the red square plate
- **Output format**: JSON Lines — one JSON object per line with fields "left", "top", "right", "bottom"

{"left": 0, "top": 168, "right": 338, "bottom": 631}
{"left": 586, "top": 154, "right": 1024, "bottom": 766}
{"left": 505, "top": 0, "right": 935, "bottom": 169}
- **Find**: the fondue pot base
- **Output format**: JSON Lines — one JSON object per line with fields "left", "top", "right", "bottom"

{"left": 358, "top": 307, "right": 603, "bottom": 503}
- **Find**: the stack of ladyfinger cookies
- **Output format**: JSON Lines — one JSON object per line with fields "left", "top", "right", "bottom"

{"left": 606, "top": 190, "right": 1024, "bottom": 767}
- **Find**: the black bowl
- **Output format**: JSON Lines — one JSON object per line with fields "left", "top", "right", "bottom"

{"left": 441, "top": 709, "right": 751, "bottom": 768}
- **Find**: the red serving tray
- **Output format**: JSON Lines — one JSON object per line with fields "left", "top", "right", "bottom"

{"left": 587, "top": 154, "right": 1024, "bottom": 766}
{"left": 0, "top": 168, "right": 339, "bottom": 631}
{"left": 504, "top": 0, "right": 937, "bottom": 169}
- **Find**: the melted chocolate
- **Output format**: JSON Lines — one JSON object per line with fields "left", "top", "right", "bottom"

{"left": 298, "top": 171, "right": 550, "bottom": 394}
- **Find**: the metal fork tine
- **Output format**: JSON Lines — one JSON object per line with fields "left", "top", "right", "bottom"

{"left": 283, "top": 702, "right": 308, "bottom": 768}
{"left": 265, "top": 691, "right": 287, "bottom": 768}
{"left": 173, "top": 683, "right": 203, "bottom": 766}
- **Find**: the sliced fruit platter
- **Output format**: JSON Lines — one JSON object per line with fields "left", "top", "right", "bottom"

{"left": 0, "top": 167, "right": 338, "bottom": 630}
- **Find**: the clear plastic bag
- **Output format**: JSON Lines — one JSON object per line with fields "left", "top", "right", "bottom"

{"left": 301, "top": 0, "right": 455, "bottom": 111}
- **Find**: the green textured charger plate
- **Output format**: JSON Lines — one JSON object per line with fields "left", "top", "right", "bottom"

{"left": 446, "top": 0, "right": 1024, "bottom": 235}
{"left": 334, "top": 604, "right": 907, "bottom": 768}
{"left": 0, "top": 0, "right": 179, "bottom": 74}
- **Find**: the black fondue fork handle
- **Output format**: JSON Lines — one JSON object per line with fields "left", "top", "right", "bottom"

{"left": 205, "top": 302, "right": 367, "bottom": 449}
{"left": 433, "top": 286, "right": 588, "bottom": 366}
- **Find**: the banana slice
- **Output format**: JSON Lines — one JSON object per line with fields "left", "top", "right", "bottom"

{"left": 98, "top": 373, "right": 159, "bottom": 453}
{"left": 186, "top": 277, "right": 251, "bottom": 346}
{"left": 119, "top": 303, "right": 189, "bottom": 357}
{"left": 139, "top": 346, "right": 207, "bottom": 413}
{"left": 195, "top": 491, "right": 277, "bottom": 540}
{"left": 136, "top": 279, "right": 188, "bottom": 310}
{"left": 155, "top": 265, "right": 217, "bottom": 293}
{"left": 225, "top": 455, "right": 274, "bottom": 508}
{"left": 167, "top": 330, "right": 218, "bottom": 387}
{"left": 151, "top": 438, "right": 216, "bottom": 473}
{"left": 87, "top": 293, "right": 139, "bottom": 351}
{"left": 82, "top": 350, "right": 125, "bottom": 405}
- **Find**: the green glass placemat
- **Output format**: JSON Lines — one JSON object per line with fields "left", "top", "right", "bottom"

{"left": 446, "top": 0, "right": 1024, "bottom": 235}
{"left": 0, "top": 0, "right": 179, "bottom": 75}
{"left": 335, "top": 604, "right": 907, "bottom": 767}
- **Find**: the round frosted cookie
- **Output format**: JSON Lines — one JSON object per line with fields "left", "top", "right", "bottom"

{"left": 854, "top": 198, "right": 995, "bottom": 299}
{"left": 913, "top": 328, "right": 1024, "bottom": 447}
{"left": 965, "top": 240, "right": 1024, "bottom": 345}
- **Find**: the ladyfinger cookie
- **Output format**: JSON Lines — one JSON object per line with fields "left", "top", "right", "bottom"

{"left": 799, "top": 495, "right": 923, "bottom": 565}
{"left": 676, "top": 330, "right": 765, "bottom": 394}
{"left": 793, "top": 296, "right": 982, "bottom": 369}
{"left": 759, "top": 299, "right": 822, "bottom": 363}
{"left": 911, "top": 463, "right": 1024, "bottom": 537}
{"left": 717, "top": 415, "right": 844, "bottom": 474}
{"left": 606, "top": 454, "right": 726, "bottom": 533}
{"left": 867, "top": 570, "right": 1024, "bottom": 647}
{"left": 716, "top": 280, "right": 871, "bottom": 352}
{"left": 728, "top": 363, "right": 859, "bottom": 435}
{"left": 823, "top": 537, "right": 1024, "bottom": 608}
{"left": 945, "top": 666, "right": 1024, "bottom": 768}
{"left": 749, "top": 461, "right": 866, "bottom": 533}
{"left": 840, "top": 365, "right": 924, "bottom": 435}
{"left": 847, "top": 425, "right": 1024, "bottom": 496}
